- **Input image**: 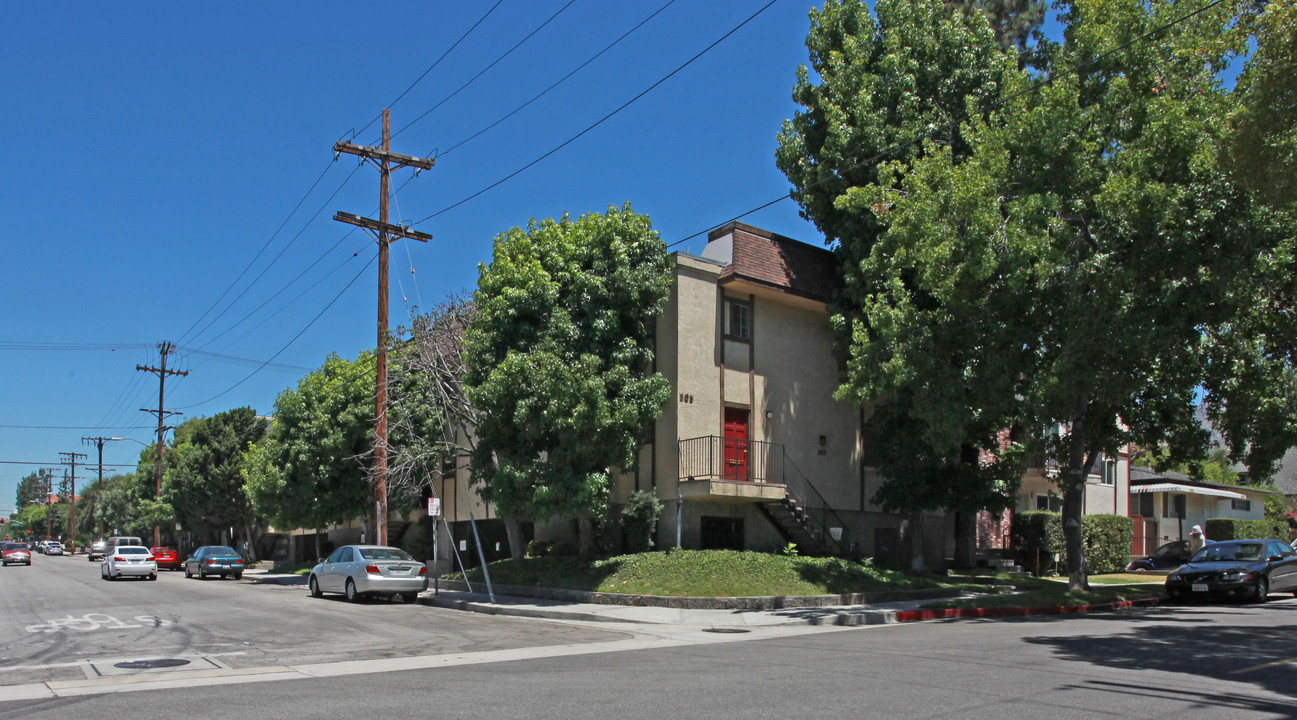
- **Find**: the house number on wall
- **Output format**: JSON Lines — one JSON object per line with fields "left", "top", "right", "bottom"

{"left": 679, "top": 393, "right": 695, "bottom": 404}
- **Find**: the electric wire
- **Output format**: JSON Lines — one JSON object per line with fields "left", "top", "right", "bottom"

{"left": 174, "top": 254, "right": 379, "bottom": 411}
{"left": 175, "top": 160, "right": 340, "bottom": 345}
{"left": 436, "top": 0, "right": 681, "bottom": 159}
{"left": 353, "top": 0, "right": 507, "bottom": 141}
{"left": 412, "top": 0, "right": 782, "bottom": 225}
{"left": 666, "top": 0, "right": 1232, "bottom": 249}
{"left": 185, "top": 163, "right": 364, "bottom": 349}
{"left": 391, "top": 0, "right": 579, "bottom": 140}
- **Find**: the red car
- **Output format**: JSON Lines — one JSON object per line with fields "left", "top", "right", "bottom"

{"left": 150, "top": 547, "right": 182, "bottom": 571}
{"left": 2, "top": 542, "right": 32, "bottom": 566}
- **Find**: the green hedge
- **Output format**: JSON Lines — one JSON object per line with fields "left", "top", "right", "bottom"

{"left": 1013, "top": 511, "right": 1133, "bottom": 575}
{"left": 1204, "top": 518, "right": 1289, "bottom": 541}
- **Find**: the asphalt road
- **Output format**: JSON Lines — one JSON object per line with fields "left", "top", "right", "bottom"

{"left": 4, "top": 554, "right": 1297, "bottom": 718}
{"left": 0, "top": 552, "right": 626, "bottom": 686}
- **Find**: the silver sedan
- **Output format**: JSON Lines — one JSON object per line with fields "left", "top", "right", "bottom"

{"left": 308, "top": 545, "right": 427, "bottom": 603}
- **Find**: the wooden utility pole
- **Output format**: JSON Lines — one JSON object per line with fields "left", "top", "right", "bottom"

{"left": 41, "top": 468, "right": 57, "bottom": 543}
{"left": 58, "top": 451, "right": 87, "bottom": 553}
{"left": 333, "top": 109, "right": 434, "bottom": 547}
{"left": 83, "top": 436, "right": 116, "bottom": 540}
{"left": 137, "top": 341, "right": 188, "bottom": 548}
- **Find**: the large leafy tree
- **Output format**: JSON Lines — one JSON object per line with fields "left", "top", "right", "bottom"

{"left": 163, "top": 407, "right": 267, "bottom": 553}
{"left": 244, "top": 353, "right": 376, "bottom": 542}
{"left": 778, "top": 0, "right": 1292, "bottom": 588}
{"left": 464, "top": 204, "right": 672, "bottom": 558}
{"left": 15, "top": 469, "right": 53, "bottom": 509}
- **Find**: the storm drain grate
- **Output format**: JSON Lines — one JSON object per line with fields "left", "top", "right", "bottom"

{"left": 114, "top": 658, "right": 191, "bottom": 670}
{"left": 702, "top": 627, "right": 750, "bottom": 634}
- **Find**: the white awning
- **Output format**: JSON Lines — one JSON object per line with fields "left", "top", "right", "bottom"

{"left": 1130, "top": 483, "right": 1246, "bottom": 499}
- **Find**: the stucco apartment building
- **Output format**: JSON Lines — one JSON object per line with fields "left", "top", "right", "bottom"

{"left": 421, "top": 222, "right": 1126, "bottom": 569}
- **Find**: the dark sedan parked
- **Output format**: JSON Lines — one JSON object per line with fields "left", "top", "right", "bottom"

{"left": 1166, "top": 539, "right": 1297, "bottom": 602}
{"left": 1128, "top": 540, "right": 1196, "bottom": 571}
{"left": 184, "top": 546, "right": 246, "bottom": 580}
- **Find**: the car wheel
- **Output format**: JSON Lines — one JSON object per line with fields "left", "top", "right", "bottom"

{"left": 199, "top": 567, "right": 208, "bottom": 580}
{"left": 400, "top": 591, "right": 419, "bottom": 604}
{"left": 1254, "top": 577, "right": 1270, "bottom": 603}
{"left": 232, "top": 572, "right": 243, "bottom": 580}
{"left": 309, "top": 575, "right": 323, "bottom": 598}
{"left": 149, "top": 573, "right": 157, "bottom": 581}
{"left": 345, "top": 579, "right": 360, "bottom": 603}
{"left": 185, "top": 565, "right": 193, "bottom": 578}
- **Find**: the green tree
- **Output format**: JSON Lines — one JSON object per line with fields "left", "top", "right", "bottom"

{"left": 946, "top": 0, "right": 1046, "bottom": 49}
{"left": 464, "top": 204, "right": 672, "bottom": 558}
{"left": 778, "top": 0, "right": 1291, "bottom": 588}
{"left": 244, "top": 353, "right": 376, "bottom": 546}
{"left": 1225, "top": 0, "right": 1297, "bottom": 212}
{"left": 15, "top": 469, "right": 53, "bottom": 509}
{"left": 163, "top": 407, "right": 267, "bottom": 554}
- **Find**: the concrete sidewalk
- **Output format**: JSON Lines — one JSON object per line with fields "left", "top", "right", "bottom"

{"left": 421, "top": 587, "right": 949, "bottom": 627}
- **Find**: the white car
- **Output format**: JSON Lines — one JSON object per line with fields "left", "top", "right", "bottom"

{"left": 308, "top": 545, "right": 427, "bottom": 603}
{"left": 101, "top": 546, "right": 157, "bottom": 581}
{"left": 45, "top": 542, "right": 64, "bottom": 556}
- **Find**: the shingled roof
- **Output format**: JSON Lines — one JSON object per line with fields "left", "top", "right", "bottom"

{"left": 707, "top": 222, "right": 838, "bottom": 304}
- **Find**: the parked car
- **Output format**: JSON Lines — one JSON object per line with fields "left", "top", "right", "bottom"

{"left": 1165, "top": 539, "right": 1297, "bottom": 602}
{"left": 2, "top": 542, "right": 32, "bottom": 566}
{"left": 150, "top": 546, "right": 182, "bottom": 571}
{"left": 308, "top": 545, "right": 427, "bottom": 603}
{"left": 87, "top": 539, "right": 107, "bottom": 562}
{"left": 44, "top": 542, "right": 64, "bottom": 556}
{"left": 107, "top": 535, "right": 144, "bottom": 550}
{"left": 101, "top": 546, "right": 157, "bottom": 581}
{"left": 184, "top": 546, "right": 246, "bottom": 580}
{"left": 1128, "top": 540, "right": 1194, "bottom": 571}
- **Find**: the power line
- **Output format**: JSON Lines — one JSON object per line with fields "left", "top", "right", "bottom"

{"left": 391, "top": 0, "right": 579, "bottom": 140}
{"left": 0, "top": 425, "right": 153, "bottom": 430}
{"left": 437, "top": 0, "right": 681, "bottom": 159}
{"left": 413, "top": 0, "right": 782, "bottom": 225}
{"left": 176, "top": 160, "right": 342, "bottom": 345}
{"left": 353, "top": 0, "right": 507, "bottom": 141}
{"left": 184, "top": 163, "right": 364, "bottom": 349}
{"left": 174, "top": 254, "right": 378, "bottom": 411}
{"left": 666, "top": 0, "right": 1232, "bottom": 249}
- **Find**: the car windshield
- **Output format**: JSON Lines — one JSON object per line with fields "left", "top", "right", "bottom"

{"left": 207, "top": 547, "right": 238, "bottom": 555}
{"left": 359, "top": 547, "right": 415, "bottom": 561}
{"left": 1192, "top": 543, "right": 1264, "bottom": 563}
{"left": 118, "top": 547, "right": 150, "bottom": 555}
{"left": 2, "top": 543, "right": 23, "bottom": 551}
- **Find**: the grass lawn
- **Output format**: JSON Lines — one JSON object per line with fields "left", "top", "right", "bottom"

{"left": 453, "top": 550, "right": 941, "bottom": 597}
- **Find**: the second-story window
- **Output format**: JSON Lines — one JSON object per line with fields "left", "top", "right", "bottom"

{"left": 727, "top": 300, "right": 751, "bottom": 341}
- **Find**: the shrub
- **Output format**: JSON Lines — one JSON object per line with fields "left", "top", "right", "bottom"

{"left": 621, "top": 491, "right": 663, "bottom": 553}
{"left": 399, "top": 516, "right": 435, "bottom": 563}
{"left": 1204, "top": 518, "right": 1289, "bottom": 541}
{"left": 526, "top": 538, "right": 578, "bottom": 558}
{"left": 1012, "top": 511, "right": 1132, "bottom": 575}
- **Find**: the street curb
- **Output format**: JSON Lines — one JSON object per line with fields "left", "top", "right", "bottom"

{"left": 888, "top": 596, "right": 1165, "bottom": 623}
{"left": 431, "top": 580, "right": 961, "bottom": 609}
{"left": 423, "top": 596, "right": 657, "bottom": 624}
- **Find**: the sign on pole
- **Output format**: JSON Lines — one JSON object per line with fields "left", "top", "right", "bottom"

{"left": 427, "top": 498, "right": 441, "bottom": 517}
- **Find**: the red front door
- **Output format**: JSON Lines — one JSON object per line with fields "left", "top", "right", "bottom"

{"left": 723, "top": 407, "right": 749, "bottom": 481}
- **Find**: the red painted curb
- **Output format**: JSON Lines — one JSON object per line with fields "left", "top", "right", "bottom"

{"left": 892, "top": 597, "right": 1163, "bottom": 622}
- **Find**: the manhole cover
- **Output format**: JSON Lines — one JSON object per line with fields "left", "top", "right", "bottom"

{"left": 702, "top": 627, "right": 750, "bottom": 634}
{"left": 113, "top": 658, "right": 191, "bottom": 670}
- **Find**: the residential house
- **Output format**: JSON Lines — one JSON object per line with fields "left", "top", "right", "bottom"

{"left": 1129, "top": 465, "right": 1273, "bottom": 554}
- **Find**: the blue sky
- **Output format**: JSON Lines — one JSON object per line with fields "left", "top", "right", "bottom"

{"left": 0, "top": 1, "right": 828, "bottom": 513}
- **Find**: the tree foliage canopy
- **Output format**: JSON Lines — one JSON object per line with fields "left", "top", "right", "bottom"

{"left": 164, "top": 407, "right": 267, "bottom": 544}
{"left": 463, "top": 204, "right": 672, "bottom": 526}
{"left": 777, "top": 0, "right": 1295, "bottom": 585}
{"left": 244, "top": 352, "right": 376, "bottom": 531}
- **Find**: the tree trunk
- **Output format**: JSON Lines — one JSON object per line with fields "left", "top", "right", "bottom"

{"left": 1064, "top": 395, "right": 1092, "bottom": 591}
{"left": 953, "top": 510, "right": 977, "bottom": 569}
{"left": 505, "top": 518, "right": 526, "bottom": 561}
{"left": 906, "top": 510, "right": 926, "bottom": 572}
{"left": 578, "top": 516, "right": 595, "bottom": 558}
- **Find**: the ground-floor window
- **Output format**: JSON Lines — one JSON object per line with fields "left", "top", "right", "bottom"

{"left": 700, "top": 516, "right": 744, "bottom": 551}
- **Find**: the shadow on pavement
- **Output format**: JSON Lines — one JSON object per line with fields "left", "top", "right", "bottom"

{"left": 1024, "top": 601, "right": 1297, "bottom": 701}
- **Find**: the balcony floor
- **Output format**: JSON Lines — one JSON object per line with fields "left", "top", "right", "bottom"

{"left": 679, "top": 477, "right": 787, "bottom": 503}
